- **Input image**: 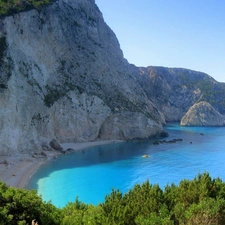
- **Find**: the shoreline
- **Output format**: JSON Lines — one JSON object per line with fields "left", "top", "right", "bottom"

{"left": 0, "top": 140, "right": 124, "bottom": 189}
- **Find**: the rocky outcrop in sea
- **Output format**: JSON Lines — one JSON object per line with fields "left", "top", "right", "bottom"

{"left": 180, "top": 101, "right": 225, "bottom": 126}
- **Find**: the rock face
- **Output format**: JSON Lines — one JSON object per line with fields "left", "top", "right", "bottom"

{"left": 135, "top": 66, "right": 225, "bottom": 122}
{"left": 1, "top": 0, "right": 225, "bottom": 155}
{"left": 180, "top": 101, "right": 225, "bottom": 126}
{"left": 49, "top": 138, "right": 63, "bottom": 151}
{"left": 99, "top": 112, "right": 163, "bottom": 140}
{"left": 0, "top": 0, "right": 164, "bottom": 155}
{"left": 135, "top": 67, "right": 203, "bottom": 121}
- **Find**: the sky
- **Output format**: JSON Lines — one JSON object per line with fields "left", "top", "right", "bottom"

{"left": 95, "top": 0, "right": 225, "bottom": 83}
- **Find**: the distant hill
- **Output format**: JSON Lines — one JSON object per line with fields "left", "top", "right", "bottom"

{"left": 136, "top": 66, "right": 225, "bottom": 122}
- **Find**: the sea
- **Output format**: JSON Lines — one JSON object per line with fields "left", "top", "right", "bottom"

{"left": 26, "top": 123, "right": 225, "bottom": 208}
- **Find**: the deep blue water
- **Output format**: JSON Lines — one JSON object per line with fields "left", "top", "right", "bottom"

{"left": 26, "top": 124, "right": 225, "bottom": 207}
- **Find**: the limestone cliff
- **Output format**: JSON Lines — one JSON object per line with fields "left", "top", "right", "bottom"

{"left": 0, "top": 0, "right": 164, "bottom": 155}
{"left": 180, "top": 101, "right": 225, "bottom": 126}
{"left": 135, "top": 66, "right": 225, "bottom": 122}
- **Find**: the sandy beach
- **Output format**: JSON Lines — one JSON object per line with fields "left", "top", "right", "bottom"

{"left": 0, "top": 140, "right": 123, "bottom": 189}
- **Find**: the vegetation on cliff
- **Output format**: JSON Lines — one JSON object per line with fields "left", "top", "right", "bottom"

{"left": 176, "top": 68, "right": 225, "bottom": 114}
{"left": 140, "top": 66, "right": 225, "bottom": 121}
{"left": 1, "top": 173, "right": 225, "bottom": 225}
{"left": 0, "top": 0, "right": 56, "bottom": 16}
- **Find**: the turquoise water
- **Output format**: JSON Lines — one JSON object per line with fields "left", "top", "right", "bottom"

{"left": 27, "top": 124, "right": 225, "bottom": 207}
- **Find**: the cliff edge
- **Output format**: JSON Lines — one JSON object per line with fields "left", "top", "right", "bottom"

{"left": 135, "top": 66, "right": 225, "bottom": 123}
{"left": 0, "top": 0, "right": 164, "bottom": 155}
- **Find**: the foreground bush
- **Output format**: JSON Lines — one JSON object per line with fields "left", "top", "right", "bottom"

{"left": 0, "top": 181, "right": 61, "bottom": 225}
{"left": 1, "top": 172, "right": 225, "bottom": 224}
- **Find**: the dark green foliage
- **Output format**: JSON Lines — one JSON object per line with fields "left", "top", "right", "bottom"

{"left": 1, "top": 173, "right": 225, "bottom": 224}
{"left": 100, "top": 182, "right": 167, "bottom": 225}
{"left": 0, "top": 36, "right": 7, "bottom": 63}
{"left": 165, "top": 173, "right": 225, "bottom": 225}
{"left": 0, "top": 0, "right": 56, "bottom": 17}
{"left": 61, "top": 173, "right": 225, "bottom": 225}
{"left": 61, "top": 198, "right": 107, "bottom": 225}
{"left": 44, "top": 88, "right": 65, "bottom": 107}
{"left": 43, "top": 84, "right": 84, "bottom": 107}
{"left": 0, "top": 36, "right": 9, "bottom": 89}
{"left": 0, "top": 181, "right": 61, "bottom": 225}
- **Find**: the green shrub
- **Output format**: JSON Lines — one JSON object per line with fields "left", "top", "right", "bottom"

{"left": 0, "top": 0, "right": 56, "bottom": 17}
{"left": 0, "top": 181, "right": 61, "bottom": 225}
{"left": 1, "top": 172, "right": 225, "bottom": 224}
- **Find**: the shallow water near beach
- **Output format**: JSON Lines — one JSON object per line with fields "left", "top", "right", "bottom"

{"left": 27, "top": 123, "right": 225, "bottom": 207}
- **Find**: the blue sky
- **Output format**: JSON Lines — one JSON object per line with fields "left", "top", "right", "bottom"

{"left": 95, "top": 0, "right": 225, "bottom": 82}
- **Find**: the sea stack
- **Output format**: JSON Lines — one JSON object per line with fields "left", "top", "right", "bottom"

{"left": 180, "top": 101, "right": 225, "bottom": 126}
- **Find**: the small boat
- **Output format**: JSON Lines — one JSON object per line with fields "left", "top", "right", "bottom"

{"left": 142, "top": 154, "right": 149, "bottom": 158}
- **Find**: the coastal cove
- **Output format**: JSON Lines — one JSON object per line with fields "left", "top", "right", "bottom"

{"left": 26, "top": 123, "right": 225, "bottom": 208}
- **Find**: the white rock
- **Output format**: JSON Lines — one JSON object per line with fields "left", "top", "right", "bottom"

{"left": 181, "top": 101, "right": 225, "bottom": 126}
